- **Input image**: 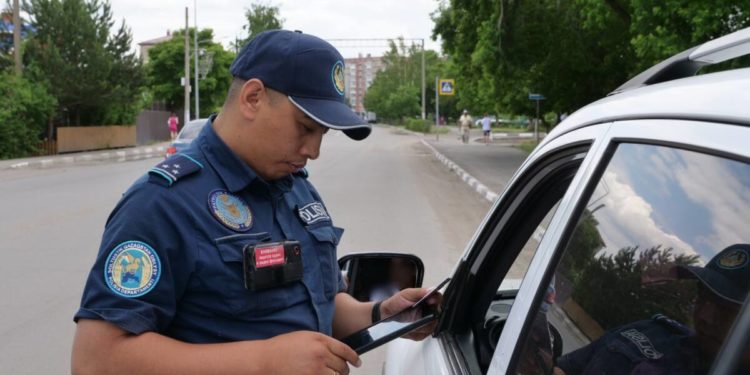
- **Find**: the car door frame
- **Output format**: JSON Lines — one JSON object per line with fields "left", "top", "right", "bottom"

{"left": 488, "top": 119, "right": 750, "bottom": 374}
{"left": 427, "top": 122, "right": 614, "bottom": 374}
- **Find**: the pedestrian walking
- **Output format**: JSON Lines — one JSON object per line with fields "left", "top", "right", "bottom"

{"left": 481, "top": 113, "right": 492, "bottom": 145}
{"left": 458, "top": 110, "right": 472, "bottom": 144}
{"left": 167, "top": 112, "right": 179, "bottom": 140}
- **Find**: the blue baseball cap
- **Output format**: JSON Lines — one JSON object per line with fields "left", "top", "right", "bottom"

{"left": 230, "top": 29, "right": 371, "bottom": 140}
{"left": 677, "top": 244, "right": 750, "bottom": 304}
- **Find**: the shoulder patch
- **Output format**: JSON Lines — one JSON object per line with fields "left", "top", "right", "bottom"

{"left": 104, "top": 241, "right": 161, "bottom": 298}
{"left": 148, "top": 154, "right": 204, "bottom": 186}
{"left": 652, "top": 314, "right": 690, "bottom": 334}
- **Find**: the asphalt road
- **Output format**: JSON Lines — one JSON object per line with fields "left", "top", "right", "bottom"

{"left": 0, "top": 124, "right": 525, "bottom": 374}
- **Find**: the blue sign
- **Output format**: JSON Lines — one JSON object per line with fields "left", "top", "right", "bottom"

{"left": 528, "top": 93, "right": 546, "bottom": 101}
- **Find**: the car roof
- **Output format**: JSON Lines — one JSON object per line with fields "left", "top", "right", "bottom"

{"left": 543, "top": 67, "right": 750, "bottom": 145}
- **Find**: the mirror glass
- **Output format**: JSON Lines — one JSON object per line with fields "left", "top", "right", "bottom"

{"left": 339, "top": 255, "right": 423, "bottom": 302}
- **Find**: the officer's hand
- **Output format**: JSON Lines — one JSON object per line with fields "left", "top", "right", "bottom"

{"left": 265, "top": 331, "right": 361, "bottom": 375}
{"left": 381, "top": 287, "right": 442, "bottom": 341}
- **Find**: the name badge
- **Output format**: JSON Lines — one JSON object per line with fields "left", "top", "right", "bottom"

{"left": 297, "top": 202, "right": 330, "bottom": 225}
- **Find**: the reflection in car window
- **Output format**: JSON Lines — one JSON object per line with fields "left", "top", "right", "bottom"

{"left": 516, "top": 143, "right": 750, "bottom": 374}
{"left": 178, "top": 120, "right": 205, "bottom": 140}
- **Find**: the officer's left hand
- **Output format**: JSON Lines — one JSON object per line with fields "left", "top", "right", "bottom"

{"left": 380, "top": 287, "right": 442, "bottom": 341}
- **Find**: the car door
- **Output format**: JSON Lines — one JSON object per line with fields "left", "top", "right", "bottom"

{"left": 387, "top": 120, "right": 750, "bottom": 375}
{"left": 490, "top": 120, "right": 750, "bottom": 374}
{"left": 385, "top": 122, "right": 611, "bottom": 375}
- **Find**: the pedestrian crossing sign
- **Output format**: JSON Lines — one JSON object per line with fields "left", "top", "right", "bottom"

{"left": 439, "top": 79, "right": 455, "bottom": 96}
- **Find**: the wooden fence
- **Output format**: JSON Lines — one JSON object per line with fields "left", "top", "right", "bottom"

{"left": 35, "top": 139, "right": 57, "bottom": 156}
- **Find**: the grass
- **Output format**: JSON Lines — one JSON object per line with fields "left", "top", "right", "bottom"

{"left": 517, "top": 140, "right": 539, "bottom": 154}
{"left": 429, "top": 126, "right": 451, "bottom": 134}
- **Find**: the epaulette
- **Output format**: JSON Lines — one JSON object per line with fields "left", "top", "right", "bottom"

{"left": 148, "top": 153, "right": 204, "bottom": 187}
{"left": 652, "top": 314, "right": 690, "bottom": 334}
{"left": 294, "top": 167, "right": 309, "bottom": 178}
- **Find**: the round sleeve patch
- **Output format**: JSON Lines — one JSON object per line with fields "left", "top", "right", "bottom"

{"left": 104, "top": 241, "right": 162, "bottom": 298}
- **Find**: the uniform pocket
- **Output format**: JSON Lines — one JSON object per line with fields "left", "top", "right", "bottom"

{"left": 208, "top": 233, "right": 297, "bottom": 317}
{"left": 306, "top": 225, "right": 343, "bottom": 299}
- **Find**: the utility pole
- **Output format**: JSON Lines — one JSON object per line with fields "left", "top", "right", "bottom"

{"left": 193, "top": 0, "right": 199, "bottom": 119}
{"left": 421, "top": 39, "right": 425, "bottom": 120}
{"left": 12, "top": 0, "right": 21, "bottom": 76}
{"left": 184, "top": 7, "right": 190, "bottom": 123}
{"left": 435, "top": 75, "right": 439, "bottom": 129}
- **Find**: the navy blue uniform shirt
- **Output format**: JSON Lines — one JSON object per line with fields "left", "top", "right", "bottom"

{"left": 556, "top": 315, "right": 708, "bottom": 374}
{"left": 75, "top": 116, "right": 346, "bottom": 343}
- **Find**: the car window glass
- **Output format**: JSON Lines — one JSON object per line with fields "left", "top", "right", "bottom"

{"left": 179, "top": 121, "right": 205, "bottom": 139}
{"left": 514, "top": 143, "right": 750, "bottom": 375}
{"left": 478, "top": 201, "right": 561, "bottom": 370}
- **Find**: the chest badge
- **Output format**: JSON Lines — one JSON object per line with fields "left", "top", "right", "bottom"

{"left": 208, "top": 190, "right": 254, "bottom": 232}
{"left": 297, "top": 202, "right": 331, "bottom": 225}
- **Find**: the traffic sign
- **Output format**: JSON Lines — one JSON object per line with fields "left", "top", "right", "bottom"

{"left": 528, "top": 93, "right": 546, "bottom": 101}
{"left": 438, "top": 79, "right": 455, "bottom": 96}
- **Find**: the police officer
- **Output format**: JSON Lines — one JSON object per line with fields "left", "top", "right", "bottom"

{"left": 554, "top": 244, "right": 750, "bottom": 374}
{"left": 72, "top": 30, "right": 438, "bottom": 375}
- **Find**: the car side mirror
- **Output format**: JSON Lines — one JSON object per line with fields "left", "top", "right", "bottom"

{"left": 338, "top": 253, "right": 425, "bottom": 302}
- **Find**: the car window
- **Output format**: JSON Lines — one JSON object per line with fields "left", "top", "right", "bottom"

{"left": 514, "top": 143, "right": 750, "bottom": 374}
{"left": 178, "top": 120, "right": 205, "bottom": 140}
{"left": 467, "top": 146, "right": 588, "bottom": 373}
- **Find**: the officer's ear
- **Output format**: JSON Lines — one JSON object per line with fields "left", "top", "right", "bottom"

{"left": 237, "top": 78, "right": 266, "bottom": 120}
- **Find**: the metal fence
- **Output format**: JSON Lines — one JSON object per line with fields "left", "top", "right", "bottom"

{"left": 136, "top": 109, "right": 175, "bottom": 145}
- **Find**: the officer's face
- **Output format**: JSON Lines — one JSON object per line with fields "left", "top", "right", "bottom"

{"left": 247, "top": 90, "right": 328, "bottom": 181}
{"left": 693, "top": 284, "right": 740, "bottom": 357}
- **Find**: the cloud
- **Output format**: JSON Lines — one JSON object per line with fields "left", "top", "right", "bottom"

{"left": 594, "top": 169, "right": 697, "bottom": 259}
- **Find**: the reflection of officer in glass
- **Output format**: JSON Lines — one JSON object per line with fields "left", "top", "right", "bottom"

{"left": 369, "top": 258, "right": 416, "bottom": 301}
{"left": 555, "top": 244, "right": 750, "bottom": 375}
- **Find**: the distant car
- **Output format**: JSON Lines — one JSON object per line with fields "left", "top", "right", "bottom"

{"left": 369, "top": 26, "right": 750, "bottom": 375}
{"left": 165, "top": 118, "right": 208, "bottom": 158}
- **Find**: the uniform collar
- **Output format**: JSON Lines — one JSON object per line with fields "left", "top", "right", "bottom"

{"left": 199, "top": 114, "right": 293, "bottom": 195}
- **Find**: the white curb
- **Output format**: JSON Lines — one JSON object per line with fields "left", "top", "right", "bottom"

{"left": 420, "top": 139, "right": 499, "bottom": 203}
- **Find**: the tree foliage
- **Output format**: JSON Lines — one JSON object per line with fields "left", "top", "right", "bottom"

{"left": 0, "top": 72, "right": 56, "bottom": 158}
{"left": 23, "top": 0, "right": 144, "bottom": 126}
{"left": 241, "top": 2, "right": 283, "bottom": 45}
{"left": 432, "top": 0, "right": 750, "bottom": 129}
{"left": 559, "top": 210, "right": 701, "bottom": 330}
{"left": 146, "top": 28, "right": 234, "bottom": 118}
{"left": 363, "top": 39, "right": 456, "bottom": 123}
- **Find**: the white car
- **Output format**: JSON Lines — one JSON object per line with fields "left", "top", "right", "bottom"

{"left": 368, "top": 27, "right": 750, "bottom": 375}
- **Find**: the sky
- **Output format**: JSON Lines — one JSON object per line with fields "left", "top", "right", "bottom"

{"left": 108, "top": 0, "right": 443, "bottom": 58}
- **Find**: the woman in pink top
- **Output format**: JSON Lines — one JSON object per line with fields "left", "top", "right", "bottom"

{"left": 167, "top": 112, "right": 179, "bottom": 140}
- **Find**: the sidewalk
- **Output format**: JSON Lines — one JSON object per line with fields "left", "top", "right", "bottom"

{"left": 0, "top": 142, "right": 170, "bottom": 170}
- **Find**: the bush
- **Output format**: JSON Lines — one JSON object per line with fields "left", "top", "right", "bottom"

{"left": 0, "top": 73, "right": 57, "bottom": 159}
{"left": 404, "top": 118, "right": 432, "bottom": 133}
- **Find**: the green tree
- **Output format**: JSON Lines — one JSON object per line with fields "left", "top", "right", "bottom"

{"left": 572, "top": 245, "right": 700, "bottom": 329}
{"left": 240, "top": 2, "right": 283, "bottom": 46}
{"left": 432, "top": 0, "right": 750, "bottom": 130}
{"left": 23, "top": 0, "right": 144, "bottom": 127}
{"left": 0, "top": 72, "right": 56, "bottom": 158}
{"left": 363, "top": 39, "right": 449, "bottom": 124}
{"left": 146, "top": 28, "right": 234, "bottom": 118}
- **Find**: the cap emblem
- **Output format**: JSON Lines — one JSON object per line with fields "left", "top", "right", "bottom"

{"left": 332, "top": 61, "right": 345, "bottom": 95}
{"left": 717, "top": 248, "right": 749, "bottom": 269}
